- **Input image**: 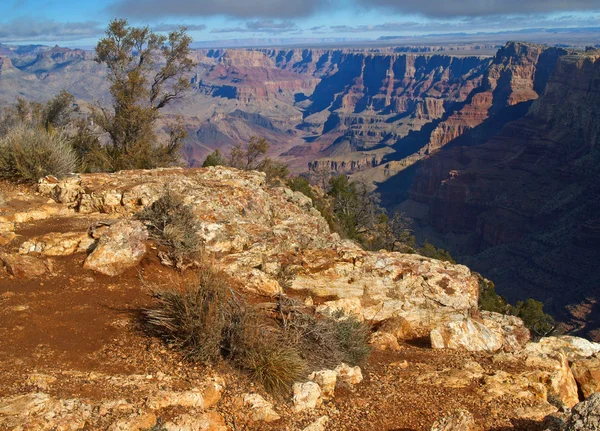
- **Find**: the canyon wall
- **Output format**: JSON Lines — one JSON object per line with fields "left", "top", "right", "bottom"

{"left": 394, "top": 49, "right": 600, "bottom": 336}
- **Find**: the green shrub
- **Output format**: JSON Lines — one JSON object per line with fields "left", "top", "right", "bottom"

{"left": 202, "top": 149, "right": 227, "bottom": 167}
{"left": 144, "top": 267, "right": 235, "bottom": 363}
{"left": 418, "top": 241, "right": 456, "bottom": 263}
{"left": 514, "top": 298, "right": 556, "bottom": 337}
{"left": 137, "top": 189, "right": 202, "bottom": 266}
{"left": 287, "top": 176, "right": 316, "bottom": 200}
{"left": 287, "top": 176, "right": 336, "bottom": 230}
{"left": 478, "top": 277, "right": 509, "bottom": 313}
{"left": 0, "top": 126, "right": 78, "bottom": 182}
{"left": 145, "top": 267, "right": 306, "bottom": 396}
{"left": 257, "top": 158, "right": 290, "bottom": 185}
{"left": 145, "top": 265, "right": 371, "bottom": 396}
{"left": 329, "top": 310, "right": 372, "bottom": 365}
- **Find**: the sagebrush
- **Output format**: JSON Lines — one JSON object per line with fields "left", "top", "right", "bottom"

{"left": 0, "top": 125, "right": 78, "bottom": 182}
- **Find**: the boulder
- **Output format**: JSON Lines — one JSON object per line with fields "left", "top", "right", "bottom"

{"left": 292, "top": 382, "right": 322, "bottom": 413}
{"left": 369, "top": 331, "right": 402, "bottom": 352}
{"left": 0, "top": 253, "right": 50, "bottom": 278}
{"left": 83, "top": 220, "right": 148, "bottom": 276}
{"left": 430, "top": 409, "right": 479, "bottom": 431}
{"left": 315, "top": 298, "right": 364, "bottom": 321}
{"left": 431, "top": 313, "right": 530, "bottom": 353}
{"left": 430, "top": 318, "right": 503, "bottom": 353}
{"left": 241, "top": 393, "right": 280, "bottom": 422}
{"left": 0, "top": 221, "right": 15, "bottom": 246}
{"left": 525, "top": 336, "right": 600, "bottom": 362}
{"left": 479, "top": 311, "right": 530, "bottom": 352}
{"left": 565, "top": 393, "right": 600, "bottom": 431}
{"left": 481, "top": 370, "right": 548, "bottom": 402}
{"left": 146, "top": 378, "right": 224, "bottom": 411}
{"left": 0, "top": 393, "right": 92, "bottom": 430}
{"left": 308, "top": 369, "right": 337, "bottom": 398}
{"left": 291, "top": 249, "right": 480, "bottom": 334}
{"left": 378, "top": 316, "right": 417, "bottom": 341}
{"left": 571, "top": 356, "right": 600, "bottom": 398}
{"left": 524, "top": 351, "right": 580, "bottom": 408}
{"left": 38, "top": 176, "right": 84, "bottom": 204}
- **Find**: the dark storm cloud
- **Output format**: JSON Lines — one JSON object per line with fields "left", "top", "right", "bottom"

{"left": 211, "top": 20, "right": 298, "bottom": 33}
{"left": 355, "top": 0, "right": 600, "bottom": 18}
{"left": 152, "top": 23, "right": 207, "bottom": 32}
{"left": 110, "top": 0, "right": 326, "bottom": 19}
{"left": 0, "top": 19, "right": 104, "bottom": 42}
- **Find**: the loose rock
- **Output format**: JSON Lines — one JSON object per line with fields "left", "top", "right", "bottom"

{"left": 83, "top": 219, "right": 148, "bottom": 276}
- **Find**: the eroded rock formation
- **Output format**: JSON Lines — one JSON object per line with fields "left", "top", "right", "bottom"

{"left": 394, "top": 49, "right": 600, "bottom": 337}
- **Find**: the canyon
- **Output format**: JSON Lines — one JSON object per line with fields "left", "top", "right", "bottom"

{"left": 0, "top": 41, "right": 599, "bottom": 336}
{"left": 392, "top": 47, "right": 600, "bottom": 338}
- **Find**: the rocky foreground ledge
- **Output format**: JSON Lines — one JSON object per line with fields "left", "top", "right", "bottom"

{"left": 0, "top": 167, "right": 599, "bottom": 431}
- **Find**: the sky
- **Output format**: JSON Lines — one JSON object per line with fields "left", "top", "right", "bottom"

{"left": 1, "top": 0, "right": 600, "bottom": 46}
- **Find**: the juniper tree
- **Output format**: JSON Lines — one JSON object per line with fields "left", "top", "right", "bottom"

{"left": 93, "top": 19, "right": 195, "bottom": 171}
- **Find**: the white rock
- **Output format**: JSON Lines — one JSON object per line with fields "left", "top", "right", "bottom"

{"left": 242, "top": 393, "right": 280, "bottom": 422}
{"left": 163, "top": 412, "right": 227, "bottom": 431}
{"left": 335, "top": 363, "right": 363, "bottom": 387}
{"left": 525, "top": 336, "right": 600, "bottom": 361}
{"left": 430, "top": 318, "right": 503, "bottom": 353}
{"left": 308, "top": 370, "right": 337, "bottom": 398}
{"left": 293, "top": 382, "right": 322, "bottom": 413}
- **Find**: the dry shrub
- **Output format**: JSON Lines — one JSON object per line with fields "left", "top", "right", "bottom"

{"left": 329, "top": 310, "right": 372, "bottom": 366}
{"left": 144, "top": 267, "right": 370, "bottom": 395}
{"left": 144, "top": 267, "right": 306, "bottom": 396}
{"left": 144, "top": 267, "right": 238, "bottom": 363}
{"left": 137, "top": 189, "right": 202, "bottom": 266}
{"left": 284, "top": 304, "right": 371, "bottom": 368}
{"left": 224, "top": 308, "right": 306, "bottom": 397}
{"left": 241, "top": 344, "right": 306, "bottom": 396}
{"left": 0, "top": 125, "right": 78, "bottom": 182}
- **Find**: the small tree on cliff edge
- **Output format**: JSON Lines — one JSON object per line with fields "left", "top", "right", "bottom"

{"left": 94, "top": 19, "right": 195, "bottom": 171}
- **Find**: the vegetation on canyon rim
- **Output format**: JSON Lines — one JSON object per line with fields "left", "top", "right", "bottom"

{"left": 145, "top": 263, "right": 370, "bottom": 396}
{"left": 0, "top": 19, "right": 195, "bottom": 176}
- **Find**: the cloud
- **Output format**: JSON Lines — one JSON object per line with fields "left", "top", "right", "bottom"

{"left": 110, "top": 0, "right": 327, "bottom": 19}
{"left": 152, "top": 23, "right": 207, "bottom": 32}
{"left": 211, "top": 20, "right": 299, "bottom": 33}
{"left": 354, "top": 0, "right": 600, "bottom": 18}
{"left": 323, "top": 14, "right": 600, "bottom": 34}
{"left": 0, "top": 19, "right": 104, "bottom": 42}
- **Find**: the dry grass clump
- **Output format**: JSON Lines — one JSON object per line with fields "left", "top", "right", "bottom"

{"left": 144, "top": 267, "right": 237, "bottom": 363}
{"left": 144, "top": 267, "right": 371, "bottom": 395}
{"left": 144, "top": 267, "right": 306, "bottom": 396}
{"left": 284, "top": 305, "right": 372, "bottom": 368}
{"left": 0, "top": 125, "right": 78, "bottom": 182}
{"left": 227, "top": 315, "right": 306, "bottom": 396}
{"left": 137, "top": 189, "right": 202, "bottom": 267}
